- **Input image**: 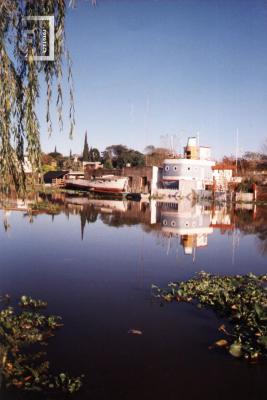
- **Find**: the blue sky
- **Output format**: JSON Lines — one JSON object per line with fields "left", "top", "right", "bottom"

{"left": 38, "top": 0, "right": 267, "bottom": 159}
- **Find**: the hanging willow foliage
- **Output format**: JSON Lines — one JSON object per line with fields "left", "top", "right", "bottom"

{"left": 0, "top": 0, "right": 95, "bottom": 195}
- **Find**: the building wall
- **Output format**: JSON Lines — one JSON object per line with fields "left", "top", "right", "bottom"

{"left": 151, "top": 166, "right": 160, "bottom": 195}
{"left": 179, "top": 179, "right": 198, "bottom": 195}
{"left": 122, "top": 166, "right": 153, "bottom": 193}
{"left": 199, "top": 147, "right": 211, "bottom": 160}
{"left": 84, "top": 168, "right": 122, "bottom": 180}
{"left": 84, "top": 165, "right": 156, "bottom": 193}
{"left": 254, "top": 185, "right": 267, "bottom": 201}
{"left": 162, "top": 159, "right": 215, "bottom": 181}
{"left": 152, "top": 180, "right": 198, "bottom": 199}
{"left": 213, "top": 169, "right": 233, "bottom": 181}
{"left": 161, "top": 212, "right": 212, "bottom": 233}
{"left": 235, "top": 192, "right": 254, "bottom": 202}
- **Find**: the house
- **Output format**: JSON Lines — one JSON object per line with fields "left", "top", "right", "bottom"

{"left": 212, "top": 164, "right": 234, "bottom": 192}
{"left": 212, "top": 164, "right": 242, "bottom": 192}
{"left": 43, "top": 171, "right": 68, "bottom": 186}
{"left": 84, "top": 164, "right": 158, "bottom": 194}
{"left": 122, "top": 166, "right": 158, "bottom": 194}
{"left": 82, "top": 161, "right": 103, "bottom": 170}
{"left": 23, "top": 155, "right": 33, "bottom": 174}
{"left": 22, "top": 155, "right": 42, "bottom": 184}
{"left": 72, "top": 154, "right": 81, "bottom": 163}
{"left": 155, "top": 200, "right": 213, "bottom": 255}
{"left": 158, "top": 137, "right": 215, "bottom": 197}
{"left": 65, "top": 171, "right": 85, "bottom": 180}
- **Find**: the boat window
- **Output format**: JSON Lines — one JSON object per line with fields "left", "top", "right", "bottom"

{"left": 171, "top": 221, "right": 176, "bottom": 227}
{"left": 163, "top": 219, "right": 168, "bottom": 226}
{"left": 173, "top": 166, "right": 177, "bottom": 171}
{"left": 165, "top": 165, "right": 170, "bottom": 171}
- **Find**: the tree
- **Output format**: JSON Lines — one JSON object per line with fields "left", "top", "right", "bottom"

{"left": 126, "top": 149, "right": 145, "bottom": 167}
{"left": 41, "top": 153, "right": 53, "bottom": 165}
{"left": 82, "top": 132, "right": 90, "bottom": 161}
{"left": 144, "top": 145, "right": 156, "bottom": 154}
{"left": 89, "top": 147, "right": 100, "bottom": 162}
{"left": 48, "top": 147, "right": 62, "bottom": 159}
{"left": 243, "top": 152, "right": 263, "bottom": 161}
{"left": 144, "top": 146, "right": 170, "bottom": 166}
{"left": 0, "top": 1, "right": 95, "bottom": 194}
{"left": 221, "top": 155, "right": 236, "bottom": 166}
{"left": 102, "top": 145, "right": 145, "bottom": 168}
{"left": 103, "top": 159, "right": 113, "bottom": 169}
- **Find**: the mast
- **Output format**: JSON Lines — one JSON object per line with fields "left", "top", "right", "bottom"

{"left": 197, "top": 131, "right": 200, "bottom": 147}
{"left": 235, "top": 128, "right": 239, "bottom": 173}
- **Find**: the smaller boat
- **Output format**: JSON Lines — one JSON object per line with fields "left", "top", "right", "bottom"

{"left": 65, "top": 175, "right": 128, "bottom": 195}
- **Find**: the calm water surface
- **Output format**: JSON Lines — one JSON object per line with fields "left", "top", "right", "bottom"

{"left": 0, "top": 197, "right": 267, "bottom": 400}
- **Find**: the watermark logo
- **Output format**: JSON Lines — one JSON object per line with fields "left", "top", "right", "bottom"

{"left": 24, "top": 16, "right": 54, "bottom": 61}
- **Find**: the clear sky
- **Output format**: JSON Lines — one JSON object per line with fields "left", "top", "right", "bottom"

{"left": 38, "top": 0, "right": 267, "bottom": 160}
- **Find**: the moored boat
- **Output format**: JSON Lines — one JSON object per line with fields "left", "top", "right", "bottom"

{"left": 64, "top": 175, "right": 128, "bottom": 194}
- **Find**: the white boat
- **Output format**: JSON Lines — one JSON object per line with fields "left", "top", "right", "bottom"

{"left": 65, "top": 197, "right": 128, "bottom": 212}
{"left": 65, "top": 175, "right": 128, "bottom": 194}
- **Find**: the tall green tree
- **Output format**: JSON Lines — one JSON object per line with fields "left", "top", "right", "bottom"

{"left": 82, "top": 131, "right": 90, "bottom": 161}
{"left": 89, "top": 147, "right": 100, "bottom": 162}
{"left": 102, "top": 145, "right": 145, "bottom": 168}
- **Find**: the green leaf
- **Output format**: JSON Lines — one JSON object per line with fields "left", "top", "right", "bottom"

{"left": 258, "top": 336, "right": 267, "bottom": 349}
{"left": 229, "top": 342, "right": 242, "bottom": 358}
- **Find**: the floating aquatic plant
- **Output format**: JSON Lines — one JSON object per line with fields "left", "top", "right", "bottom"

{"left": 19, "top": 295, "right": 48, "bottom": 309}
{"left": 152, "top": 272, "right": 267, "bottom": 361}
{"left": 0, "top": 295, "right": 83, "bottom": 393}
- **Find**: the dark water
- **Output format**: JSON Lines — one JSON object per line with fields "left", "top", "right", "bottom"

{"left": 0, "top": 197, "right": 267, "bottom": 400}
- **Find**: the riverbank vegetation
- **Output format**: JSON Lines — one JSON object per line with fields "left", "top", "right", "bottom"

{"left": 153, "top": 272, "right": 267, "bottom": 361}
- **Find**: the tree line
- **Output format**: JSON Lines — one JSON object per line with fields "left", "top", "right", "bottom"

{"left": 41, "top": 132, "right": 175, "bottom": 172}
{"left": 42, "top": 133, "right": 267, "bottom": 177}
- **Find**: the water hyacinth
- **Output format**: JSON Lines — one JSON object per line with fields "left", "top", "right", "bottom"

{"left": 152, "top": 272, "right": 267, "bottom": 361}
{"left": 0, "top": 295, "right": 83, "bottom": 393}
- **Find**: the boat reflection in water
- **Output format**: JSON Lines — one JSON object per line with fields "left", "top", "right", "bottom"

{"left": 149, "top": 199, "right": 254, "bottom": 258}
{"left": 0, "top": 199, "right": 266, "bottom": 400}
{"left": 65, "top": 197, "right": 128, "bottom": 213}
{"left": 1, "top": 193, "right": 263, "bottom": 257}
{"left": 159, "top": 200, "right": 213, "bottom": 255}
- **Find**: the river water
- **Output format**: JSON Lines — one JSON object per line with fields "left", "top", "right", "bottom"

{"left": 0, "top": 196, "right": 266, "bottom": 400}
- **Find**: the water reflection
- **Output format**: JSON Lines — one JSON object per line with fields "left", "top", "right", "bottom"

{"left": 0, "top": 194, "right": 267, "bottom": 399}
{"left": 1, "top": 194, "right": 266, "bottom": 259}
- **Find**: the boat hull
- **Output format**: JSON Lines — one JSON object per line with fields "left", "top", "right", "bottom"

{"left": 64, "top": 177, "right": 128, "bottom": 194}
